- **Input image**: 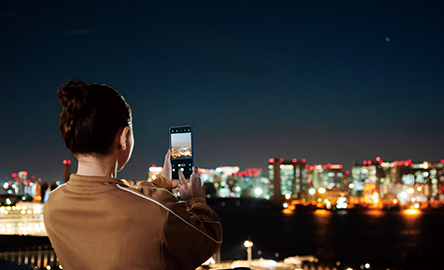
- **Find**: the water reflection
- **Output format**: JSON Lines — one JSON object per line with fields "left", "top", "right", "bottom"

{"left": 402, "top": 208, "right": 421, "bottom": 217}
{"left": 366, "top": 209, "right": 384, "bottom": 216}
{"left": 314, "top": 209, "right": 331, "bottom": 216}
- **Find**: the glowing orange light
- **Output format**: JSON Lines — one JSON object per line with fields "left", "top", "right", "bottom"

{"left": 314, "top": 209, "right": 330, "bottom": 216}
{"left": 403, "top": 209, "right": 421, "bottom": 216}
{"left": 367, "top": 210, "right": 384, "bottom": 216}
{"left": 283, "top": 208, "right": 293, "bottom": 215}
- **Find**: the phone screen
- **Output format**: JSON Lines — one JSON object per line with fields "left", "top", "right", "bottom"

{"left": 169, "top": 126, "right": 193, "bottom": 179}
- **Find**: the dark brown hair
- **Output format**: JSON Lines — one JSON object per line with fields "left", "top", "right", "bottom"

{"left": 57, "top": 80, "right": 131, "bottom": 155}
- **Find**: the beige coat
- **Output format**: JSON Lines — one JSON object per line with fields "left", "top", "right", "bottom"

{"left": 44, "top": 174, "right": 222, "bottom": 270}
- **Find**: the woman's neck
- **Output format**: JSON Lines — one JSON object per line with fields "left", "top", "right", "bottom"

{"left": 76, "top": 153, "right": 118, "bottom": 178}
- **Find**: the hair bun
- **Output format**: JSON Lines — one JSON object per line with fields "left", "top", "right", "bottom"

{"left": 57, "top": 80, "right": 91, "bottom": 116}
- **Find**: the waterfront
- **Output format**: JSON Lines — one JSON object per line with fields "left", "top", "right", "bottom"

{"left": 212, "top": 200, "right": 444, "bottom": 270}
{"left": 1, "top": 199, "right": 444, "bottom": 269}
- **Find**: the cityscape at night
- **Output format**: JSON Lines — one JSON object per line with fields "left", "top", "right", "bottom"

{"left": 1, "top": 0, "right": 444, "bottom": 269}
{"left": 2, "top": 155, "right": 444, "bottom": 269}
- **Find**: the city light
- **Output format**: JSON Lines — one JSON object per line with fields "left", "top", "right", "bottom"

{"left": 244, "top": 240, "right": 253, "bottom": 248}
{"left": 318, "top": 187, "right": 326, "bottom": 194}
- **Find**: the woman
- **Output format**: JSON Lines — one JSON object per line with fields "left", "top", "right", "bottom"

{"left": 44, "top": 80, "right": 223, "bottom": 270}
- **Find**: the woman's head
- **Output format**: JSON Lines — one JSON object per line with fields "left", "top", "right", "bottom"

{"left": 57, "top": 80, "right": 132, "bottom": 156}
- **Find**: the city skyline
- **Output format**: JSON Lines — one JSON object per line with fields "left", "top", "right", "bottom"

{"left": 1, "top": 1, "right": 443, "bottom": 182}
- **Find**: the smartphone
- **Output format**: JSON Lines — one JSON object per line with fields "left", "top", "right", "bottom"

{"left": 169, "top": 125, "right": 193, "bottom": 179}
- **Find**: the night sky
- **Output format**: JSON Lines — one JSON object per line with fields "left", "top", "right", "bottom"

{"left": 1, "top": 1, "right": 443, "bottom": 182}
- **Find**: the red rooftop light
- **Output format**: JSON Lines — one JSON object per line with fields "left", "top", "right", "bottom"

{"left": 292, "top": 158, "right": 297, "bottom": 163}
{"left": 279, "top": 158, "right": 284, "bottom": 163}
{"left": 11, "top": 173, "right": 17, "bottom": 178}
{"left": 268, "top": 158, "right": 275, "bottom": 163}
{"left": 301, "top": 158, "right": 306, "bottom": 163}
{"left": 376, "top": 156, "right": 381, "bottom": 161}
{"left": 363, "top": 161, "right": 367, "bottom": 165}
{"left": 345, "top": 170, "right": 350, "bottom": 175}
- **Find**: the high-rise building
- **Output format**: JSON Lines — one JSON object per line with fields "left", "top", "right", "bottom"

{"left": 268, "top": 158, "right": 307, "bottom": 201}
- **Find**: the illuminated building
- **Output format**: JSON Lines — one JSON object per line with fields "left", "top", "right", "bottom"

{"left": 198, "top": 166, "right": 268, "bottom": 199}
{"left": 63, "top": 160, "right": 71, "bottom": 183}
{"left": 148, "top": 165, "right": 163, "bottom": 181}
{"left": 305, "top": 163, "right": 345, "bottom": 190}
{"left": 352, "top": 158, "right": 444, "bottom": 205}
{"left": 268, "top": 158, "right": 307, "bottom": 202}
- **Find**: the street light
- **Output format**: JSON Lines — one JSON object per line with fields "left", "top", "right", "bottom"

{"left": 244, "top": 240, "right": 253, "bottom": 265}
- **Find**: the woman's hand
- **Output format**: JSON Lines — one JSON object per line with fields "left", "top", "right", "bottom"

{"left": 178, "top": 166, "right": 206, "bottom": 201}
{"left": 162, "top": 150, "right": 180, "bottom": 189}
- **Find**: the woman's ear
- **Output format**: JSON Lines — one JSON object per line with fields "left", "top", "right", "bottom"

{"left": 118, "top": 126, "right": 129, "bottom": 151}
